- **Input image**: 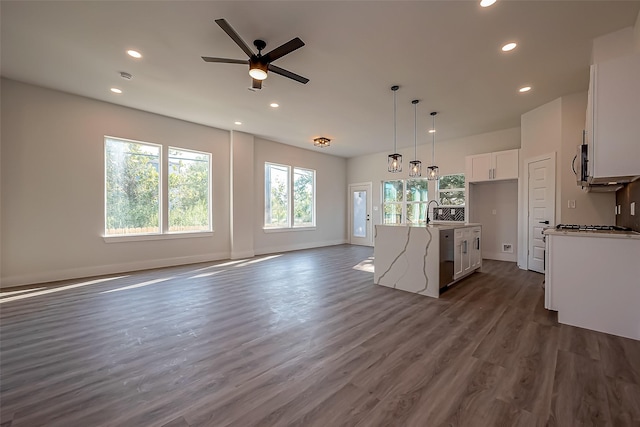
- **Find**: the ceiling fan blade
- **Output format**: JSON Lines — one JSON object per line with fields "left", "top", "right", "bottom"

{"left": 268, "top": 64, "right": 309, "bottom": 84}
{"left": 214, "top": 18, "right": 254, "bottom": 58}
{"left": 252, "top": 79, "right": 262, "bottom": 90}
{"left": 263, "top": 37, "right": 305, "bottom": 63}
{"left": 202, "top": 57, "right": 247, "bottom": 64}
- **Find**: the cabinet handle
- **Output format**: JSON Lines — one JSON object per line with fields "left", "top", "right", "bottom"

{"left": 463, "top": 240, "right": 468, "bottom": 254}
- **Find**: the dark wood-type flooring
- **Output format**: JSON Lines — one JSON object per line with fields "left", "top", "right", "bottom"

{"left": 1, "top": 245, "right": 639, "bottom": 426}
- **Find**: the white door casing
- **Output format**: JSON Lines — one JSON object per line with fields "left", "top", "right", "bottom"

{"left": 527, "top": 156, "right": 555, "bottom": 273}
{"left": 349, "top": 183, "right": 372, "bottom": 246}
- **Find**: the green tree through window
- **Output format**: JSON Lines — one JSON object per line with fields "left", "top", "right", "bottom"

{"left": 105, "top": 137, "right": 212, "bottom": 236}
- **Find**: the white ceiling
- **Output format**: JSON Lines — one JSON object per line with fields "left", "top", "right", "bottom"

{"left": 2, "top": 1, "right": 639, "bottom": 158}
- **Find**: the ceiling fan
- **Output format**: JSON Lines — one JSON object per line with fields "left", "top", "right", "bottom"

{"left": 202, "top": 18, "right": 309, "bottom": 90}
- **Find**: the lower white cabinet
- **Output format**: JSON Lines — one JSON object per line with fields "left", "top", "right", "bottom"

{"left": 454, "top": 226, "right": 481, "bottom": 280}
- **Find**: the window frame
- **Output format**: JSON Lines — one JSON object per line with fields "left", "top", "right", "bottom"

{"left": 382, "top": 178, "right": 429, "bottom": 226}
{"left": 437, "top": 173, "right": 466, "bottom": 207}
{"left": 167, "top": 146, "right": 213, "bottom": 234}
{"left": 263, "top": 162, "right": 316, "bottom": 231}
{"left": 103, "top": 135, "right": 213, "bottom": 242}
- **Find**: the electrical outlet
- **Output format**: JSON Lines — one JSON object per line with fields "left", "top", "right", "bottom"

{"left": 450, "top": 209, "right": 455, "bottom": 215}
{"left": 492, "top": 209, "right": 497, "bottom": 215}
{"left": 438, "top": 209, "right": 443, "bottom": 215}
{"left": 631, "top": 202, "right": 636, "bottom": 216}
{"left": 502, "top": 243, "right": 513, "bottom": 253}
{"left": 568, "top": 200, "right": 576, "bottom": 209}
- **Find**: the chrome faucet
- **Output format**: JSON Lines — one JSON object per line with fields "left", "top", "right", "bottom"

{"left": 426, "top": 200, "right": 440, "bottom": 225}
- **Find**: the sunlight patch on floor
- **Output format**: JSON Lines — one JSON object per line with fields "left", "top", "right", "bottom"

{"left": 352, "top": 256, "right": 375, "bottom": 273}
{"left": 190, "top": 271, "right": 224, "bottom": 279}
{"left": 0, "top": 276, "right": 128, "bottom": 303}
{"left": 235, "top": 254, "right": 281, "bottom": 267}
{"left": 100, "top": 277, "right": 173, "bottom": 294}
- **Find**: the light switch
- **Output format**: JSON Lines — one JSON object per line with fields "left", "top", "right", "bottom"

{"left": 450, "top": 209, "right": 456, "bottom": 215}
{"left": 492, "top": 209, "right": 497, "bottom": 215}
{"left": 632, "top": 202, "right": 636, "bottom": 216}
{"left": 568, "top": 200, "right": 576, "bottom": 209}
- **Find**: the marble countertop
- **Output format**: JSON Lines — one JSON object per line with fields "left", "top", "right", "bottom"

{"left": 377, "top": 222, "right": 481, "bottom": 231}
{"left": 544, "top": 229, "right": 640, "bottom": 240}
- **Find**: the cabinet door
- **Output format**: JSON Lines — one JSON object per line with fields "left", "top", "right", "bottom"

{"left": 466, "top": 153, "right": 492, "bottom": 182}
{"left": 462, "top": 229, "right": 472, "bottom": 274}
{"left": 592, "top": 53, "right": 640, "bottom": 179}
{"left": 493, "top": 149, "right": 519, "bottom": 180}
{"left": 470, "top": 227, "right": 482, "bottom": 269}
{"left": 454, "top": 230, "right": 464, "bottom": 279}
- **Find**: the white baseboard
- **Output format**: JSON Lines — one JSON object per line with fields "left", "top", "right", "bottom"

{"left": 254, "top": 239, "right": 348, "bottom": 256}
{"left": 0, "top": 251, "right": 231, "bottom": 288}
{"left": 483, "top": 251, "right": 518, "bottom": 262}
{"left": 230, "top": 250, "right": 255, "bottom": 259}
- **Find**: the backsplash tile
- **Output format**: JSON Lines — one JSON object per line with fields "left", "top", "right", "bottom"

{"left": 434, "top": 207, "right": 465, "bottom": 222}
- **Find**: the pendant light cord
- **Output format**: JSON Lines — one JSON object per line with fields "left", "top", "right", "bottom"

{"left": 414, "top": 102, "right": 417, "bottom": 159}
{"left": 431, "top": 112, "right": 436, "bottom": 163}
{"left": 393, "top": 89, "right": 397, "bottom": 153}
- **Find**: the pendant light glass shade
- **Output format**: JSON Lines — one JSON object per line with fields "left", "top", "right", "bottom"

{"left": 427, "top": 111, "right": 439, "bottom": 181}
{"left": 409, "top": 99, "right": 421, "bottom": 177}
{"left": 388, "top": 85, "right": 402, "bottom": 173}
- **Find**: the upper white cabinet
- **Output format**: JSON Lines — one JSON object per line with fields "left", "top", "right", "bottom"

{"left": 586, "top": 52, "right": 640, "bottom": 183}
{"left": 466, "top": 149, "right": 519, "bottom": 182}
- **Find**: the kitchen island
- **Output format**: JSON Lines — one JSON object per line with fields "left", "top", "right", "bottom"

{"left": 374, "top": 223, "right": 482, "bottom": 298}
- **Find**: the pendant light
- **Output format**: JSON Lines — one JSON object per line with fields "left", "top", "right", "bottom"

{"left": 409, "top": 99, "right": 421, "bottom": 177}
{"left": 427, "top": 111, "right": 439, "bottom": 181}
{"left": 388, "top": 85, "right": 402, "bottom": 173}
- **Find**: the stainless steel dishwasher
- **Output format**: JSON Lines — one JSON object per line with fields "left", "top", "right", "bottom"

{"left": 439, "top": 229, "right": 455, "bottom": 288}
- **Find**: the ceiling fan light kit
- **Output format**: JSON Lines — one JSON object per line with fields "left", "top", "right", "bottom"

{"left": 388, "top": 85, "right": 402, "bottom": 173}
{"left": 202, "top": 19, "right": 309, "bottom": 89}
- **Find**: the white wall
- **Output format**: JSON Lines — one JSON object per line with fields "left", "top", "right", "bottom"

{"left": 253, "top": 137, "right": 348, "bottom": 255}
{"left": 1, "top": 79, "right": 348, "bottom": 286}
{"left": 518, "top": 94, "right": 615, "bottom": 269}
{"left": 1, "top": 79, "right": 231, "bottom": 286}
{"left": 347, "top": 127, "right": 521, "bottom": 225}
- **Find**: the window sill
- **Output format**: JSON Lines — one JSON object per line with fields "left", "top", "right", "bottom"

{"left": 263, "top": 226, "right": 316, "bottom": 233}
{"left": 103, "top": 231, "right": 214, "bottom": 243}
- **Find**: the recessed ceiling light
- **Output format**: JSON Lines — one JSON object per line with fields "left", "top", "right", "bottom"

{"left": 501, "top": 42, "right": 517, "bottom": 52}
{"left": 270, "top": 103, "right": 279, "bottom": 108}
{"left": 234, "top": 121, "right": 242, "bottom": 125}
{"left": 519, "top": 86, "right": 532, "bottom": 93}
{"left": 127, "top": 50, "right": 142, "bottom": 59}
{"left": 480, "top": 0, "right": 497, "bottom": 7}
{"left": 110, "top": 88, "right": 122, "bottom": 94}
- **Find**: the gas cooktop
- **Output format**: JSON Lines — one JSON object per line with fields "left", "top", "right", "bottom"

{"left": 555, "top": 224, "right": 633, "bottom": 232}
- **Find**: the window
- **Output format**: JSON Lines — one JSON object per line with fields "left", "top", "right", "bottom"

{"left": 438, "top": 174, "right": 465, "bottom": 206}
{"left": 168, "top": 147, "right": 211, "bottom": 232}
{"left": 265, "top": 163, "right": 315, "bottom": 229}
{"left": 382, "top": 179, "right": 428, "bottom": 225}
{"left": 436, "top": 174, "right": 466, "bottom": 222}
{"left": 105, "top": 136, "right": 211, "bottom": 237}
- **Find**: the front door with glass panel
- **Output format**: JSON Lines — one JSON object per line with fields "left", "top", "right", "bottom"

{"left": 349, "top": 183, "right": 372, "bottom": 246}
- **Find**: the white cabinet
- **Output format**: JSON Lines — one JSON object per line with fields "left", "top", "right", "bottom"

{"left": 454, "top": 226, "right": 481, "bottom": 280}
{"left": 586, "top": 53, "right": 640, "bottom": 183}
{"left": 466, "top": 149, "right": 519, "bottom": 182}
{"left": 470, "top": 227, "right": 482, "bottom": 270}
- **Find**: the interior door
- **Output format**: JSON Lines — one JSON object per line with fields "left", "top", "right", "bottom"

{"left": 349, "top": 183, "right": 372, "bottom": 246}
{"left": 527, "top": 158, "right": 555, "bottom": 273}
